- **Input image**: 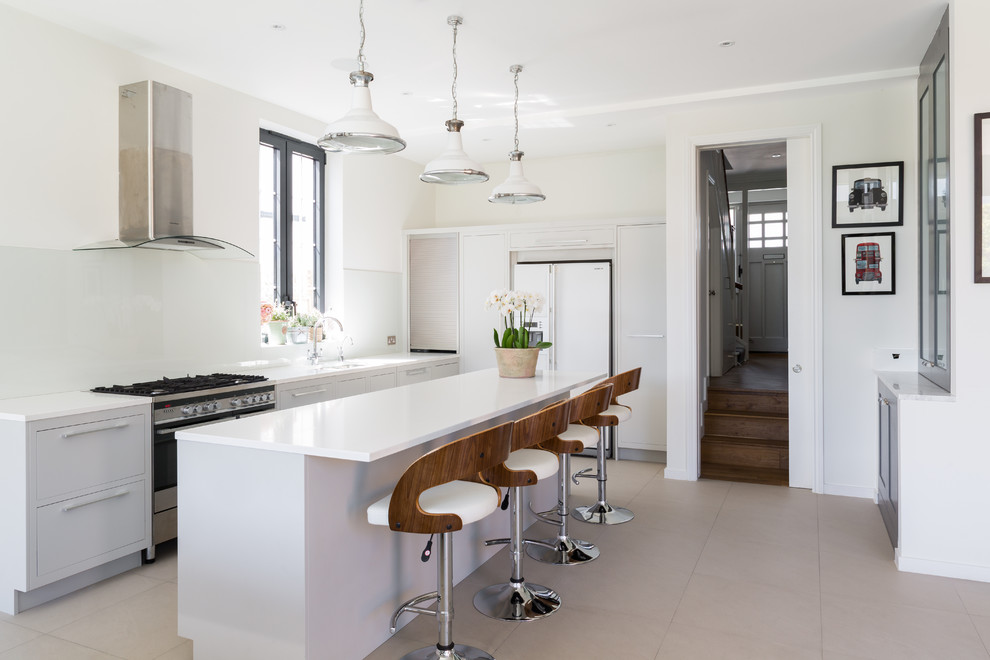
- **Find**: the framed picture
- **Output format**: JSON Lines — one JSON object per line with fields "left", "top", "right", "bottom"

{"left": 975, "top": 113, "right": 990, "bottom": 282}
{"left": 831, "top": 161, "right": 904, "bottom": 228}
{"left": 841, "top": 232, "right": 895, "bottom": 295}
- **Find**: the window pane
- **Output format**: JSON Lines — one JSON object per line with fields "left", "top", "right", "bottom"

{"left": 291, "top": 152, "right": 318, "bottom": 313}
{"left": 765, "top": 239, "right": 784, "bottom": 247}
{"left": 748, "top": 213, "right": 762, "bottom": 223}
{"left": 749, "top": 239, "right": 763, "bottom": 248}
{"left": 749, "top": 224, "right": 763, "bottom": 238}
{"left": 765, "top": 222, "right": 784, "bottom": 238}
{"left": 259, "top": 144, "right": 278, "bottom": 304}
{"left": 764, "top": 212, "right": 784, "bottom": 221}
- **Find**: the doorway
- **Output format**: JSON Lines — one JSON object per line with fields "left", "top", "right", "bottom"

{"left": 690, "top": 131, "right": 821, "bottom": 491}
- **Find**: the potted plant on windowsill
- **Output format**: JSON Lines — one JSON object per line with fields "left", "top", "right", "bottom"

{"left": 485, "top": 289, "right": 552, "bottom": 378}
{"left": 288, "top": 311, "right": 322, "bottom": 344}
{"left": 261, "top": 301, "right": 291, "bottom": 345}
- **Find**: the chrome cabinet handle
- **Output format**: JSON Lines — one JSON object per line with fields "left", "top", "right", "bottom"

{"left": 403, "top": 368, "right": 428, "bottom": 376}
{"left": 626, "top": 334, "right": 665, "bottom": 338}
{"left": 293, "top": 388, "right": 328, "bottom": 397}
{"left": 61, "top": 421, "right": 129, "bottom": 439}
{"left": 62, "top": 488, "right": 130, "bottom": 512}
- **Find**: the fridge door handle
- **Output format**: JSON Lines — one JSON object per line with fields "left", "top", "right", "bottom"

{"left": 626, "top": 333, "right": 665, "bottom": 338}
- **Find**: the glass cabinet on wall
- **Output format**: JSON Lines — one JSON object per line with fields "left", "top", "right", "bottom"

{"left": 918, "top": 8, "right": 950, "bottom": 391}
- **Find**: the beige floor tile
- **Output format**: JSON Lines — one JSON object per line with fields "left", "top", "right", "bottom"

{"left": 0, "top": 573, "right": 163, "bottom": 634}
{"left": 0, "top": 634, "right": 120, "bottom": 660}
{"left": 957, "top": 580, "right": 990, "bottom": 617}
{"left": 694, "top": 534, "right": 820, "bottom": 595}
{"left": 591, "top": 522, "right": 710, "bottom": 574}
{"left": 672, "top": 572, "right": 822, "bottom": 652}
{"left": 657, "top": 622, "right": 822, "bottom": 660}
{"left": 721, "top": 481, "right": 819, "bottom": 518}
{"left": 633, "top": 474, "right": 731, "bottom": 511}
{"left": 154, "top": 640, "right": 192, "bottom": 660}
{"left": 0, "top": 621, "right": 40, "bottom": 654}
{"left": 818, "top": 494, "right": 894, "bottom": 560}
{"left": 820, "top": 549, "right": 967, "bottom": 613}
{"left": 623, "top": 499, "right": 720, "bottom": 538}
{"left": 709, "top": 506, "right": 820, "bottom": 551}
{"left": 133, "top": 541, "right": 178, "bottom": 583}
{"left": 973, "top": 614, "right": 990, "bottom": 653}
{"left": 50, "top": 583, "right": 185, "bottom": 660}
{"left": 821, "top": 593, "right": 989, "bottom": 659}
{"left": 492, "top": 603, "right": 667, "bottom": 660}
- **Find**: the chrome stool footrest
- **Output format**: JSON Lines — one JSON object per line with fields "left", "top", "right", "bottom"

{"left": 389, "top": 591, "right": 439, "bottom": 633}
{"left": 571, "top": 466, "right": 596, "bottom": 484}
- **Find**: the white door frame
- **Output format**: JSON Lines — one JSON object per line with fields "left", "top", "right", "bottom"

{"left": 665, "top": 124, "right": 824, "bottom": 493}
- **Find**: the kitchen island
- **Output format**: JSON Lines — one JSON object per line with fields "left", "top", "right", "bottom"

{"left": 175, "top": 368, "right": 603, "bottom": 660}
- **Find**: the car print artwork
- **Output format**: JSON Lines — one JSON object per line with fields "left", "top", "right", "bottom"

{"left": 849, "top": 177, "right": 888, "bottom": 212}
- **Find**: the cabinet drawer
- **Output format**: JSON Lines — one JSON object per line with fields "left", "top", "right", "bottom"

{"left": 431, "top": 360, "right": 460, "bottom": 380}
{"left": 35, "top": 414, "right": 146, "bottom": 501}
{"left": 277, "top": 378, "right": 336, "bottom": 410}
{"left": 396, "top": 365, "right": 432, "bottom": 386}
{"left": 368, "top": 371, "right": 396, "bottom": 392}
{"left": 36, "top": 480, "right": 147, "bottom": 577}
{"left": 509, "top": 227, "right": 614, "bottom": 250}
{"left": 336, "top": 374, "right": 368, "bottom": 398}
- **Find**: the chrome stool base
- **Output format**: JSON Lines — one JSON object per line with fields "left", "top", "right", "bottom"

{"left": 473, "top": 580, "right": 561, "bottom": 621}
{"left": 399, "top": 644, "right": 495, "bottom": 660}
{"left": 572, "top": 500, "right": 634, "bottom": 525}
{"left": 526, "top": 535, "right": 600, "bottom": 565}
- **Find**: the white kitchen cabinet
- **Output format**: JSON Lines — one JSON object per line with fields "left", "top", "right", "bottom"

{"left": 0, "top": 404, "right": 151, "bottom": 614}
{"left": 431, "top": 359, "right": 460, "bottom": 380}
{"left": 368, "top": 371, "right": 396, "bottom": 392}
{"left": 460, "top": 232, "right": 509, "bottom": 373}
{"left": 509, "top": 226, "right": 615, "bottom": 250}
{"left": 277, "top": 376, "right": 336, "bottom": 410}
{"left": 616, "top": 223, "right": 667, "bottom": 453}
{"left": 396, "top": 364, "right": 432, "bottom": 386}
{"left": 335, "top": 374, "right": 368, "bottom": 398}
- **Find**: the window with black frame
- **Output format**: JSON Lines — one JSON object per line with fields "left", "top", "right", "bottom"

{"left": 259, "top": 129, "right": 326, "bottom": 318}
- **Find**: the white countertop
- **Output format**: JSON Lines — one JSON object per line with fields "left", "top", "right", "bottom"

{"left": 876, "top": 371, "right": 955, "bottom": 402}
{"left": 0, "top": 391, "right": 150, "bottom": 422}
{"left": 242, "top": 352, "right": 457, "bottom": 384}
{"left": 177, "top": 369, "right": 604, "bottom": 462}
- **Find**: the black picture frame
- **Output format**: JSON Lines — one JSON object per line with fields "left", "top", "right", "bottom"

{"left": 831, "top": 161, "right": 904, "bottom": 228}
{"left": 841, "top": 232, "right": 896, "bottom": 295}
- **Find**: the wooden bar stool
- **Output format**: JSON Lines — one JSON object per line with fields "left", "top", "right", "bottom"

{"left": 526, "top": 383, "right": 614, "bottom": 565}
{"left": 367, "top": 422, "right": 513, "bottom": 660}
{"left": 572, "top": 368, "right": 642, "bottom": 525}
{"left": 473, "top": 400, "right": 569, "bottom": 621}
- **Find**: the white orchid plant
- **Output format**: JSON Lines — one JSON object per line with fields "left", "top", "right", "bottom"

{"left": 484, "top": 289, "right": 553, "bottom": 350}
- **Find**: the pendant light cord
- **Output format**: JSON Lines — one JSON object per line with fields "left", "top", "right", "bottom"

{"left": 450, "top": 19, "right": 459, "bottom": 121}
{"left": 357, "top": 0, "right": 367, "bottom": 72}
{"left": 512, "top": 67, "right": 520, "bottom": 152}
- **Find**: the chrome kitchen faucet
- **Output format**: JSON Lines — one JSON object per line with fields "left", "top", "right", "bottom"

{"left": 308, "top": 315, "right": 344, "bottom": 365}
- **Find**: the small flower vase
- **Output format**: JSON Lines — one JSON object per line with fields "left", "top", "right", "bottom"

{"left": 267, "top": 321, "right": 288, "bottom": 345}
{"left": 494, "top": 347, "right": 540, "bottom": 378}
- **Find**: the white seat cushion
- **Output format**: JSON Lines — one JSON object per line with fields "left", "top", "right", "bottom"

{"left": 367, "top": 480, "right": 500, "bottom": 527}
{"left": 504, "top": 448, "right": 559, "bottom": 481}
{"left": 558, "top": 424, "right": 599, "bottom": 447}
{"left": 605, "top": 404, "right": 632, "bottom": 423}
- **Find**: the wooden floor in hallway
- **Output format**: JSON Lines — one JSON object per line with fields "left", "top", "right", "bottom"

{"left": 701, "top": 353, "right": 790, "bottom": 486}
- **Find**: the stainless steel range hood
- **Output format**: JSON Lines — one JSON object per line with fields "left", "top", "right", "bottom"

{"left": 76, "top": 81, "right": 252, "bottom": 259}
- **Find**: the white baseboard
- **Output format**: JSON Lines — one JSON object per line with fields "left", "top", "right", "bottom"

{"left": 663, "top": 467, "right": 696, "bottom": 481}
{"left": 896, "top": 550, "right": 990, "bottom": 583}
{"left": 823, "top": 483, "right": 876, "bottom": 499}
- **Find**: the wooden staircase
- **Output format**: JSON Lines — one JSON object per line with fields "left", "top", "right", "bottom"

{"left": 700, "top": 387, "right": 789, "bottom": 486}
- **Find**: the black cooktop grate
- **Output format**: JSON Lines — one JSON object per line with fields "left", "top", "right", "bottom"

{"left": 92, "top": 373, "right": 268, "bottom": 397}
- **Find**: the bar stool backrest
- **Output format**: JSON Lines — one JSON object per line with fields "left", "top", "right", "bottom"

{"left": 482, "top": 399, "right": 569, "bottom": 488}
{"left": 580, "top": 368, "right": 641, "bottom": 427}
{"left": 538, "top": 384, "right": 613, "bottom": 455}
{"left": 387, "top": 422, "right": 513, "bottom": 534}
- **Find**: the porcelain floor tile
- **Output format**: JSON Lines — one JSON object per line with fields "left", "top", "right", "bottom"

{"left": 657, "top": 622, "right": 822, "bottom": 660}
{"left": 693, "top": 534, "right": 821, "bottom": 595}
{"left": 0, "top": 622, "right": 40, "bottom": 654}
{"left": 0, "top": 635, "right": 121, "bottom": 660}
{"left": 958, "top": 580, "right": 990, "bottom": 617}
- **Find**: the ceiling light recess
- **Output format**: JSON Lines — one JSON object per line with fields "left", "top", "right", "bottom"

{"left": 318, "top": 0, "right": 405, "bottom": 155}
{"left": 420, "top": 16, "right": 489, "bottom": 185}
{"left": 489, "top": 65, "right": 545, "bottom": 204}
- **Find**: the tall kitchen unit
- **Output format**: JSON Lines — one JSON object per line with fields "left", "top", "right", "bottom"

{"left": 513, "top": 261, "right": 612, "bottom": 382}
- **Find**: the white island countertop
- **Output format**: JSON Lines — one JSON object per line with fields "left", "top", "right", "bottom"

{"left": 177, "top": 368, "right": 603, "bottom": 462}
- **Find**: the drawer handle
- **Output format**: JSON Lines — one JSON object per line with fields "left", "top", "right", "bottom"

{"left": 293, "top": 388, "right": 329, "bottom": 397}
{"left": 61, "top": 421, "right": 130, "bottom": 439}
{"left": 535, "top": 238, "right": 588, "bottom": 245}
{"left": 403, "top": 368, "right": 428, "bottom": 376}
{"left": 62, "top": 488, "right": 130, "bottom": 512}
{"left": 626, "top": 334, "right": 665, "bottom": 338}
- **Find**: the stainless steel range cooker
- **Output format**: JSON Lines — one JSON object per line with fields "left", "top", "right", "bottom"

{"left": 93, "top": 373, "right": 276, "bottom": 560}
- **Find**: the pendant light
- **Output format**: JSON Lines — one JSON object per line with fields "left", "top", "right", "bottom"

{"left": 420, "top": 16, "right": 489, "bottom": 184}
{"left": 318, "top": 0, "right": 405, "bottom": 155}
{"left": 489, "top": 65, "right": 545, "bottom": 204}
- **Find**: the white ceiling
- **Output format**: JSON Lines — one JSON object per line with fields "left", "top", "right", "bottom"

{"left": 2, "top": 0, "right": 947, "bottom": 166}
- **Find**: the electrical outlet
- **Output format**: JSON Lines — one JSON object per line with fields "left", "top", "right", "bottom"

{"left": 387, "top": 335, "right": 396, "bottom": 346}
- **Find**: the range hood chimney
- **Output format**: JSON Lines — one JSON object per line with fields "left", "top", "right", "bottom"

{"left": 76, "top": 81, "right": 252, "bottom": 258}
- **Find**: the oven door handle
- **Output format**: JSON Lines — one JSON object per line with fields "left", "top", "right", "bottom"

{"left": 155, "top": 408, "right": 275, "bottom": 435}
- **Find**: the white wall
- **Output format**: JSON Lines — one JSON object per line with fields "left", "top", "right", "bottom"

{"left": 0, "top": 4, "right": 429, "bottom": 398}
{"left": 434, "top": 148, "right": 665, "bottom": 226}
{"left": 663, "top": 79, "right": 919, "bottom": 493}
{"left": 896, "top": 0, "right": 990, "bottom": 582}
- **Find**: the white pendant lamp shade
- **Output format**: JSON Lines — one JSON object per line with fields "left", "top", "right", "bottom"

{"left": 318, "top": 71, "right": 406, "bottom": 154}
{"left": 421, "top": 16, "right": 488, "bottom": 185}
{"left": 489, "top": 150, "right": 544, "bottom": 203}
{"left": 489, "top": 65, "right": 545, "bottom": 204}
{"left": 420, "top": 119, "right": 489, "bottom": 184}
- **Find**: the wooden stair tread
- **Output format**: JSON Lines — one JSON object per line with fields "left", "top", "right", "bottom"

{"left": 700, "top": 463, "right": 789, "bottom": 486}
{"left": 708, "top": 387, "right": 787, "bottom": 396}
{"left": 704, "top": 410, "right": 789, "bottom": 420}
{"left": 701, "top": 434, "right": 788, "bottom": 449}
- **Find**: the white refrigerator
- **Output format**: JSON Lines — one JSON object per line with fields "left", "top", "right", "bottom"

{"left": 513, "top": 261, "right": 611, "bottom": 378}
